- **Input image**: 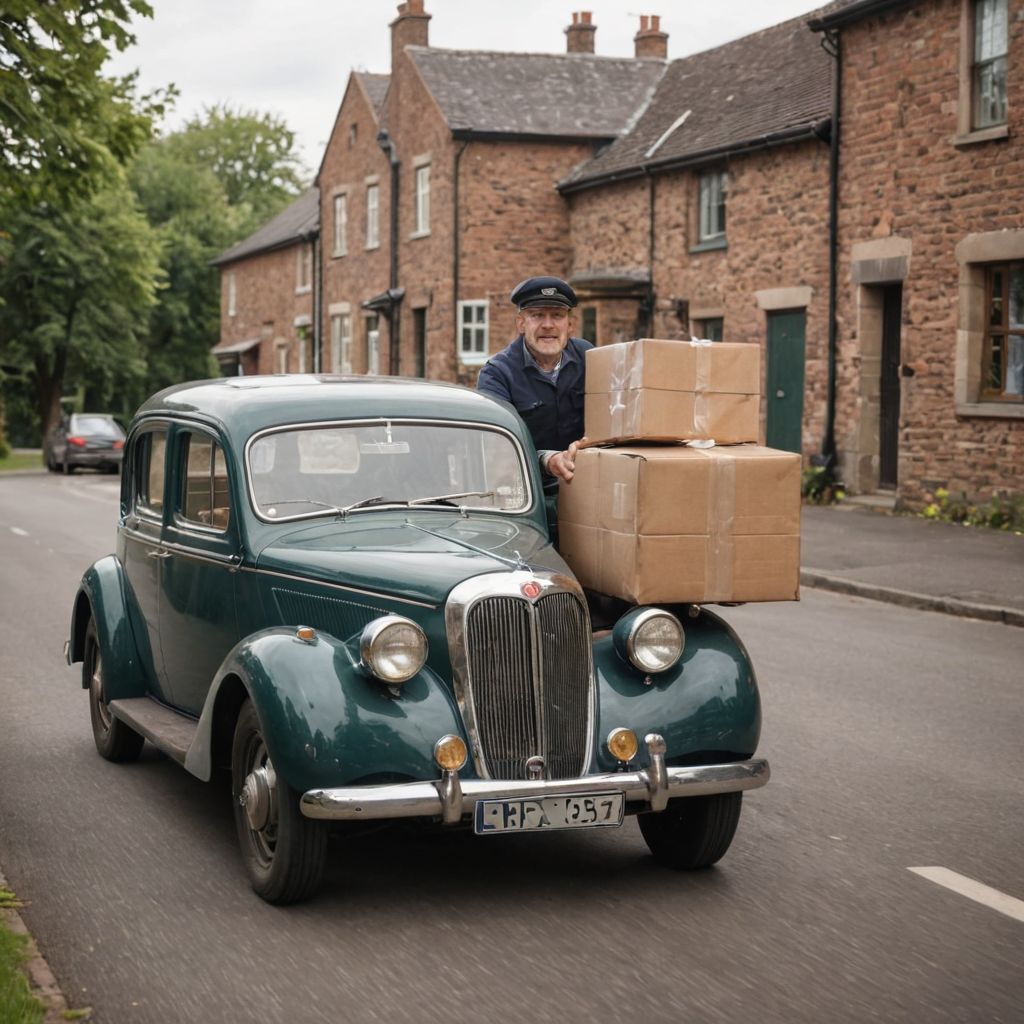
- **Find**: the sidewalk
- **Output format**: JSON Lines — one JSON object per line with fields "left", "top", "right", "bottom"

{"left": 799, "top": 501, "right": 1024, "bottom": 627}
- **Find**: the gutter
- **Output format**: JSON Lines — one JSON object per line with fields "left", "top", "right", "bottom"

{"left": 558, "top": 122, "right": 826, "bottom": 195}
{"left": 808, "top": 0, "right": 918, "bottom": 31}
{"left": 377, "top": 130, "right": 403, "bottom": 374}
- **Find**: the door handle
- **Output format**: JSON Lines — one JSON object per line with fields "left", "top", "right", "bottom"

{"left": 146, "top": 549, "right": 171, "bottom": 559}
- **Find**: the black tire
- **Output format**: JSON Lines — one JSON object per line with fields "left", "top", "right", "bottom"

{"left": 84, "top": 620, "right": 144, "bottom": 763}
{"left": 638, "top": 792, "right": 743, "bottom": 870}
{"left": 231, "top": 700, "right": 327, "bottom": 904}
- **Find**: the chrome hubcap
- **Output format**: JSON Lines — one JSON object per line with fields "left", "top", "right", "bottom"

{"left": 240, "top": 763, "right": 277, "bottom": 833}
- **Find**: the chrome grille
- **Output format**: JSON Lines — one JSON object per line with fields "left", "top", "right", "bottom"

{"left": 456, "top": 577, "right": 592, "bottom": 781}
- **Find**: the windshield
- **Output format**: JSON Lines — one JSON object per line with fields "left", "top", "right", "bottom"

{"left": 247, "top": 420, "right": 532, "bottom": 521}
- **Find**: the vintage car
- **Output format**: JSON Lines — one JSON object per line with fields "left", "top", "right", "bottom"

{"left": 66, "top": 376, "right": 768, "bottom": 904}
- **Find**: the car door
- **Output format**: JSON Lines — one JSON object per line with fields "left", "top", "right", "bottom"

{"left": 119, "top": 424, "right": 176, "bottom": 704}
{"left": 157, "top": 425, "right": 241, "bottom": 715}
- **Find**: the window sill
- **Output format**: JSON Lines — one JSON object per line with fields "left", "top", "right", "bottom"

{"left": 459, "top": 353, "right": 489, "bottom": 367}
{"left": 956, "top": 400, "right": 1024, "bottom": 419}
{"left": 409, "top": 229, "right": 431, "bottom": 241}
{"left": 952, "top": 123, "right": 1009, "bottom": 148}
{"left": 689, "top": 237, "right": 728, "bottom": 254}
{"left": 365, "top": 242, "right": 380, "bottom": 252}
{"left": 331, "top": 250, "right": 347, "bottom": 260}
{"left": 295, "top": 286, "right": 312, "bottom": 296}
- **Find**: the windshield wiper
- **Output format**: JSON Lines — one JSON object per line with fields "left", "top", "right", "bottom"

{"left": 263, "top": 496, "right": 406, "bottom": 517}
{"left": 407, "top": 490, "right": 495, "bottom": 506}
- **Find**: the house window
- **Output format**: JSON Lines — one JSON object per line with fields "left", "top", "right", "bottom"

{"left": 580, "top": 306, "right": 598, "bottom": 345}
{"left": 333, "top": 194, "right": 347, "bottom": 256}
{"left": 366, "top": 184, "right": 379, "bottom": 249}
{"left": 414, "top": 164, "right": 430, "bottom": 236}
{"left": 698, "top": 171, "right": 727, "bottom": 243}
{"left": 275, "top": 341, "right": 289, "bottom": 374}
{"left": 697, "top": 317, "right": 724, "bottom": 341}
{"left": 296, "top": 325, "right": 314, "bottom": 374}
{"left": 330, "top": 313, "right": 352, "bottom": 373}
{"left": 458, "top": 300, "right": 488, "bottom": 364}
{"left": 973, "top": 0, "right": 1008, "bottom": 129}
{"left": 982, "top": 262, "right": 1024, "bottom": 400}
{"left": 227, "top": 272, "right": 237, "bottom": 317}
{"left": 366, "top": 314, "right": 380, "bottom": 375}
{"left": 296, "top": 245, "right": 312, "bottom": 293}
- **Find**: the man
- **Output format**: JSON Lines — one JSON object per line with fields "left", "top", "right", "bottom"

{"left": 476, "top": 276, "right": 592, "bottom": 487}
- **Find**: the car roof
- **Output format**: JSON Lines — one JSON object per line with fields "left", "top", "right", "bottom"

{"left": 132, "top": 375, "right": 526, "bottom": 445}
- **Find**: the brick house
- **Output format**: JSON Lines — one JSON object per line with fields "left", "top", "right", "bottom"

{"left": 808, "top": 0, "right": 1023, "bottom": 506}
{"left": 210, "top": 187, "right": 319, "bottom": 376}
{"left": 215, "top": 0, "right": 1022, "bottom": 509}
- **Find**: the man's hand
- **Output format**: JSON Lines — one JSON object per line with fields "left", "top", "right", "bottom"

{"left": 547, "top": 439, "right": 584, "bottom": 483}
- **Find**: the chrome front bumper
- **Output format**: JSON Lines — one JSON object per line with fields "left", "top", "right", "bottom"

{"left": 300, "top": 735, "right": 769, "bottom": 824}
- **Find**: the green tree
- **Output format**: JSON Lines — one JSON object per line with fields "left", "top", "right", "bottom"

{"left": 0, "top": 178, "right": 161, "bottom": 440}
{"left": 129, "top": 107, "right": 307, "bottom": 394}
{"left": 0, "top": 1, "right": 160, "bottom": 203}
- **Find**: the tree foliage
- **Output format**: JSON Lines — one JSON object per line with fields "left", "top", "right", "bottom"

{"left": 0, "top": 179, "right": 161, "bottom": 438}
{"left": 0, "top": 1, "right": 166, "bottom": 202}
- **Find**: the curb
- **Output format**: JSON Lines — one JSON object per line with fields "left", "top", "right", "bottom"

{"left": 0, "top": 867, "right": 80, "bottom": 1023}
{"left": 800, "top": 570, "right": 1024, "bottom": 628}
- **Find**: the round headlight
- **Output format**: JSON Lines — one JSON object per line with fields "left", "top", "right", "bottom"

{"left": 360, "top": 615, "right": 428, "bottom": 684}
{"left": 616, "top": 608, "right": 685, "bottom": 674}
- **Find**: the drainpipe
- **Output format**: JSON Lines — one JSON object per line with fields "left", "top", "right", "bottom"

{"left": 377, "top": 129, "right": 402, "bottom": 374}
{"left": 646, "top": 171, "right": 656, "bottom": 336}
{"left": 453, "top": 135, "right": 470, "bottom": 374}
{"left": 818, "top": 27, "right": 841, "bottom": 471}
{"left": 313, "top": 232, "right": 322, "bottom": 372}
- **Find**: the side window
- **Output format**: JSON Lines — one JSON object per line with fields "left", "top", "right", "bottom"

{"left": 179, "top": 433, "right": 231, "bottom": 531}
{"left": 136, "top": 430, "right": 167, "bottom": 516}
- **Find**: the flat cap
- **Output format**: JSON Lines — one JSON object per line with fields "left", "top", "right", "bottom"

{"left": 510, "top": 275, "right": 578, "bottom": 310}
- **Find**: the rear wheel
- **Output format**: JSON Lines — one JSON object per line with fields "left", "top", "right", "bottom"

{"left": 638, "top": 793, "right": 743, "bottom": 869}
{"left": 231, "top": 700, "right": 327, "bottom": 904}
{"left": 85, "top": 621, "right": 144, "bottom": 762}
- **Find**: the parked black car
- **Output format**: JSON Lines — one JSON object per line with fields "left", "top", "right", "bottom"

{"left": 45, "top": 413, "right": 125, "bottom": 474}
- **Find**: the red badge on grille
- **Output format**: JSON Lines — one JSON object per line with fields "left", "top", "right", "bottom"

{"left": 520, "top": 580, "right": 542, "bottom": 600}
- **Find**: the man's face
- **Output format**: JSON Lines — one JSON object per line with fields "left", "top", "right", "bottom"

{"left": 516, "top": 305, "right": 573, "bottom": 369}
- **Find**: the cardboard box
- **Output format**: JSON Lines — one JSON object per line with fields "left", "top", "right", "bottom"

{"left": 585, "top": 338, "right": 761, "bottom": 444}
{"left": 558, "top": 444, "right": 800, "bottom": 604}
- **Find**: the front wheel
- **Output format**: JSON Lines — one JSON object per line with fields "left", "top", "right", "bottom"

{"left": 231, "top": 700, "right": 327, "bottom": 904}
{"left": 85, "top": 621, "right": 144, "bottom": 763}
{"left": 638, "top": 792, "right": 743, "bottom": 869}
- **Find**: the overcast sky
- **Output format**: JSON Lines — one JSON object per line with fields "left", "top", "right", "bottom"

{"left": 105, "top": 0, "right": 831, "bottom": 176}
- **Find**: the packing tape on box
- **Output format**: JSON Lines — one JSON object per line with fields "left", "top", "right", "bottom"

{"left": 700, "top": 447, "right": 736, "bottom": 602}
{"left": 608, "top": 342, "right": 638, "bottom": 391}
{"left": 691, "top": 338, "right": 713, "bottom": 438}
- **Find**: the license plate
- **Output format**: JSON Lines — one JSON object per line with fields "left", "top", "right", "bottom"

{"left": 474, "top": 791, "right": 624, "bottom": 834}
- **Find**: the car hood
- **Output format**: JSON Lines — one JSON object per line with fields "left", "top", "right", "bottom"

{"left": 254, "top": 515, "right": 568, "bottom": 605}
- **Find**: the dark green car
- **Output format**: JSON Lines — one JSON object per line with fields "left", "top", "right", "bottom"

{"left": 67, "top": 375, "right": 768, "bottom": 903}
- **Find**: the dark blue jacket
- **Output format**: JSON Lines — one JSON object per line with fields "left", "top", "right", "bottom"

{"left": 476, "top": 335, "right": 592, "bottom": 453}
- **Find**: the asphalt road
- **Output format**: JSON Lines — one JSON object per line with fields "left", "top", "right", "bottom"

{"left": 1, "top": 472, "right": 1021, "bottom": 1024}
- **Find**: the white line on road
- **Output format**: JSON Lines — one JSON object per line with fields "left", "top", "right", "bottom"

{"left": 10, "top": 527, "right": 28, "bottom": 537}
{"left": 909, "top": 866, "right": 1024, "bottom": 923}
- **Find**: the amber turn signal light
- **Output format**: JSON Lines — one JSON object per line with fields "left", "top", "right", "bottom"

{"left": 606, "top": 727, "right": 639, "bottom": 763}
{"left": 434, "top": 734, "right": 468, "bottom": 772}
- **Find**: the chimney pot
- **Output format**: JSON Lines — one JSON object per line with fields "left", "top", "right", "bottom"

{"left": 565, "top": 10, "right": 597, "bottom": 54}
{"left": 634, "top": 12, "right": 668, "bottom": 59}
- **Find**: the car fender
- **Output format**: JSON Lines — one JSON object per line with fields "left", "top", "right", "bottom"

{"left": 68, "top": 556, "right": 149, "bottom": 700}
{"left": 185, "top": 627, "right": 467, "bottom": 792}
{"left": 591, "top": 606, "right": 761, "bottom": 772}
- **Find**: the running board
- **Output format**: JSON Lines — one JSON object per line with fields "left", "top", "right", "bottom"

{"left": 108, "top": 698, "right": 198, "bottom": 766}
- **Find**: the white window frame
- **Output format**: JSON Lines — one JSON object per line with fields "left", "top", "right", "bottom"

{"left": 366, "top": 183, "right": 380, "bottom": 249}
{"left": 366, "top": 314, "right": 380, "bottom": 376}
{"left": 296, "top": 245, "right": 312, "bottom": 294}
{"left": 414, "top": 163, "right": 430, "bottom": 237}
{"left": 698, "top": 170, "right": 727, "bottom": 243}
{"left": 274, "top": 340, "right": 289, "bottom": 375}
{"left": 330, "top": 311, "right": 353, "bottom": 374}
{"left": 458, "top": 300, "right": 489, "bottom": 366}
{"left": 227, "top": 271, "right": 237, "bottom": 317}
{"left": 333, "top": 193, "right": 348, "bottom": 256}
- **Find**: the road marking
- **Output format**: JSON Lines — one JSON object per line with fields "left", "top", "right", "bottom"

{"left": 909, "top": 866, "right": 1024, "bottom": 923}
{"left": 10, "top": 527, "right": 28, "bottom": 537}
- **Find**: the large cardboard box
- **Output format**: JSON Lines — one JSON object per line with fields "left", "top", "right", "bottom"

{"left": 558, "top": 444, "right": 800, "bottom": 604}
{"left": 585, "top": 338, "right": 761, "bottom": 444}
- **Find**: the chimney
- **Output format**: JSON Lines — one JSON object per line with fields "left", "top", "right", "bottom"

{"left": 390, "top": 0, "right": 431, "bottom": 72}
{"left": 634, "top": 14, "right": 668, "bottom": 59}
{"left": 565, "top": 11, "right": 596, "bottom": 54}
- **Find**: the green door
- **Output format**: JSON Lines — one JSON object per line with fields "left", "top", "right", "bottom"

{"left": 766, "top": 310, "right": 806, "bottom": 453}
